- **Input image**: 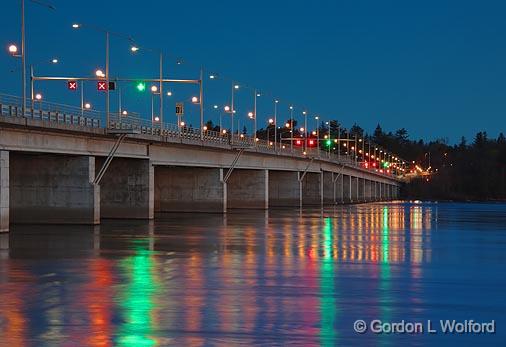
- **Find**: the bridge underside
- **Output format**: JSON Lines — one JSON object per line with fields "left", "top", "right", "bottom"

{"left": 0, "top": 150, "right": 401, "bottom": 232}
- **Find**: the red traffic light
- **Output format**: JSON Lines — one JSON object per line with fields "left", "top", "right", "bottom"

{"left": 295, "top": 140, "right": 302, "bottom": 146}
{"left": 67, "top": 81, "right": 77, "bottom": 90}
{"left": 97, "top": 81, "right": 107, "bottom": 91}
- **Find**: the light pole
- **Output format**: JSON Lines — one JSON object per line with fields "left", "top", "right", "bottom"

{"left": 267, "top": 118, "right": 274, "bottom": 147}
{"left": 150, "top": 85, "right": 160, "bottom": 126}
{"left": 73, "top": 23, "right": 135, "bottom": 128}
{"left": 131, "top": 45, "right": 164, "bottom": 130}
{"left": 303, "top": 111, "right": 307, "bottom": 151}
{"left": 29, "top": 57, "right": 58, "bottom": 113}
{"left": 35, "top": 92, "right": 42, "bottom": 112}
{"left": 10, "top": 0, "right": 53, "bottom": 115}
{"left": 289, "top": 105, "right": 294, "bottom": 152}
{"left": 274, "top": 100, "right": 278, "bottom": 151}
{"left": 315, "top": 116, "right": 320, "bottom": 157}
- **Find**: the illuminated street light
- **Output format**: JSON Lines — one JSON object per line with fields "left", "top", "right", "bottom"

{"left": 248, "top": 111, "right": 254, "bottom": 119}
{"left": 234, "top": 84, "right": 239, "bottom": 89}
{"left": 121, "top": 110, "right": 128, "bottom": 116}
{"left": 51, "top": 58, "right": 58, "bottom": 64}
{"left": 213, "top": 105, "right": 218, "bottom": 109}
{"left": 95, "top": 69, "right": 105, "bottom": 78}
{"left": 154, "top": 116, "right": 160, "bottom": 122}
{"left": 130, "top": 45, "right": 139, "bottom": 52}
{"left": 224, "top": 105, "right": 231, "bottom": 112}
{"left": 180, "top": 121, "right": 185, "bottom": 126}
{"left": 35, "top": 93, "right": 42, "bottom": 100}
{"left": 285, "top": 122, "right": 290, "bottom": 128}
{"left": 8, "top": 44, "right": 19, "bottom": 55}
{"left": 166, "top": 91, "right": 172, "bottom": 96}
{"left": 203, "top": 125, "right": 208, "bottom": 131}
{"left": 209, "top": 74, "right": 216, "bottom": 79}
{"left": 222, "top": 129, "right": 227, "bottom": 134}
{"left": 268, "top": 118, "right": 274, "bottom": 124}
{"left": 191, "top": 96, "right": 199, "bottom": 104}
{"left": 72, "top": 23, "right": 81, "bottom": 28}
{"left": 150, "top": 85, "right": 158, "bottom": 93}
{"left": 84, "top": 103, "right": 91, "bottom": 109}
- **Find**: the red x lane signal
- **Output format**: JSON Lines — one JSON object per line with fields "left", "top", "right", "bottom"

{"left": 67, "top": 81, "right": 77, "bottom": 90}
{"left": 97, "top": 81, "right": 107, "bottom": 91}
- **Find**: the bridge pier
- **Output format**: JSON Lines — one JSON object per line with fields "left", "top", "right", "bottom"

{"left": 301, "top": 171, "right": 322, "bottom": 206}
{"left": 97, "top": 158, "right": 154, "bottom": 219}
{"left": 0, "top": 151, "right": 8, "bottom": 232}
{"left": 155, "top": 166, "right": 225, "bottom": 213}
{"left": 364, "top": 179, "right": 371, "bottom": 202}
{"left": 10, "top": 153, "right": 99, "bottom": 224}
{"left": 351, "top": 176, "right": 359, "bottom": 203}
{"left": 268, "top": 170, "right": 300, "bottom": 207}
{"left": 322, "top": 171, "right": 334, "bottom": 204}
{"left": 227, "top": 169, "right": 268, "bottom": 209}
{"left": 342, "top": 175, "right": 351, "bottom": 203}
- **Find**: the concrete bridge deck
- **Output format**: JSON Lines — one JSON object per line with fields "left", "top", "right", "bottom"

{"left": 0, "top": 95, "right": 402, "bottom": 232}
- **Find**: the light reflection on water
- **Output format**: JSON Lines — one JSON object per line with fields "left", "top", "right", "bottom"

{"left": 0, "top": 202, "right": 505, "bottom": 346}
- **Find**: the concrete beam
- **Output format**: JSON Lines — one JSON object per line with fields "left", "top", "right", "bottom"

{"left": 227, "top": 169, "right": 268, "bottom": 209}
{"left": 155, "top": 166, "right": 225, "bottom": 213}
{"left": 10, "top": 153, "right": 99, "bottom": 224}
{"left": 97, "top": 158, "right": 154, "bottom": 219}
{"left": 0, "top": 151, "right": 9, "bottom": 232}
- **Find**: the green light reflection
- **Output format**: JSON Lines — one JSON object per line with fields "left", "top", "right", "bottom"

{"left": 320, "top": 217, "right": 337, "bottom": 346}
{"left": 117, "top": 242, "right": 159, "bottom": 347}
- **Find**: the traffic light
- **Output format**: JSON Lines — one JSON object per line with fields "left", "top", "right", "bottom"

{"left": 325, "top": 139, "right": 332, "bottom": 146}
{"left": 108, "top": 81, "right": 116, "bottom": 91}
{"left": 67, "top": 81, "right": 77, "bottom": 90}
{"left": 136, "top": 81, "right": 146, "bottom": 92}
{"left": 295, "top": 139, "right": 302, "bottom": 146}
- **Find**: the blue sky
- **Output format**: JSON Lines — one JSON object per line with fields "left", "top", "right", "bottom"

{"left": 1, "top": 0, "right": 505, "bottom": 143}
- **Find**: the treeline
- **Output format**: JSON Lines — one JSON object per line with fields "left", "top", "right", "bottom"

{"left": 371, "top": 125, "right": 506, "bottom": 200}
{"left": 205, "top": 117, "right": 506, "bottom": 200}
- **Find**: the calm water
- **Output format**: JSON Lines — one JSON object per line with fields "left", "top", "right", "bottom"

{"left": 0, "top": 202, "right": 505, "bottom": 346}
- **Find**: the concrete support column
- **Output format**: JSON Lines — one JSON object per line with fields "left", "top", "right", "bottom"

{"left": 268, "top": 170, "right": 299, "bottom": 207}
{"left": 227, "top": 169, "right": 268, "bottom": 209}
{"left": 10, "top": 153, "right": 99, "bottom": 224}
{"left": 340, "top": 174, "right": 345, "bottom": 203}
{"left": 323, "top": 171, "right": 334, "bottom": 204}
{"left": 301, "top": 172, "right": 321, "bottom": 206}
{"left": 98, "top": 158, "right": 154, "bottom": 219}
{"left": 348, "top": 175, "right": 352, "bottom": 203}
{"left": 379, "top": 182, "right": 383, "bottom": 200}
{"left": 0, "top": 151, "right": 9, "bottom": 232}
{"left": 155, "top": 166, "right": 225, "bottom": 212}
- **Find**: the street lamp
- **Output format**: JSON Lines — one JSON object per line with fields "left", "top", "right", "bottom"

{"left": 34, "top": 92, "right": 42, "bottom": 112}
{"left": 151, "top": 85, "right": 160, "bottom": 126}
{"left": 8, "top": 44, "right": 19, "bottom": 55}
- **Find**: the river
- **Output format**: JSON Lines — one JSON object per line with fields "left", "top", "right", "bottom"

{"left": 0, "top": 202, "right": 505, "bottom": 346}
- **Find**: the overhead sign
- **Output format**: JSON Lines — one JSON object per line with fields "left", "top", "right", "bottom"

{"left": 176, "top": 102, "right": 184, "bottom": 115}
{"left": 67, "top": 81, "right": 77, "bottom": 90}
{"left": 97, "top": 81, "right": 107, "bottom": 91}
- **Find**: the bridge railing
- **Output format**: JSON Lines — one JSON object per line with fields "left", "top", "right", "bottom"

{"left": 0, "top": 93, "right": 102, "bottom": 128}
{"left": 0, "top": 92, "right": 402, "bottom": 178}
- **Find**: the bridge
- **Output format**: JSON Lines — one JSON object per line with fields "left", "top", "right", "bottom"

{"left": 0, "top": 94, "right": 402, "bottom": 233}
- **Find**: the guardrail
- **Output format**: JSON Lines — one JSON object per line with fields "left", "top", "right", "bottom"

{"left": 0, "top": 92, "right": 402, "bottom": 179}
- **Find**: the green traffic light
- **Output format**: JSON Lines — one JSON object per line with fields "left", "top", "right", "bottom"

{"left": 136, "top": 81, "right": 146, "bottom": 92}
{"left": 326, "top": 139, "right": 332, "bottom": 146}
